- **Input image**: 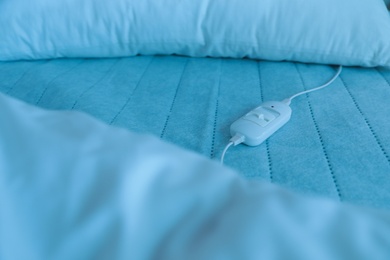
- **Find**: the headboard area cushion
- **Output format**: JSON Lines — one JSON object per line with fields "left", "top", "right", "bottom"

{"left": 1, "top": 0, "right": 390, "bottom": 67}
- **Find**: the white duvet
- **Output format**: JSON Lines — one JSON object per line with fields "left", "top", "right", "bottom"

{"left": 0, "top": 93, "right": 390, "bottom": 259}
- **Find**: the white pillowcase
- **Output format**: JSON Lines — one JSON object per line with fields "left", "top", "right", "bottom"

{"left": 1, "top": 0, "right": 390, "bottom": 67}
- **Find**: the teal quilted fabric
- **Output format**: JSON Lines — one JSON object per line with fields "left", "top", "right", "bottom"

{"left": 1, "top": 56, "right": 390, "bottom": 209}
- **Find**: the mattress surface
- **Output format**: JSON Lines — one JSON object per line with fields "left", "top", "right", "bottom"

{"left": 1, "top": 56, "right": 390, "bottom": 209}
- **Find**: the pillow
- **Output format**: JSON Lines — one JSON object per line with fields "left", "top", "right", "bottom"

{"left": 1, "top": 0, "right": 390, "bottom": 67}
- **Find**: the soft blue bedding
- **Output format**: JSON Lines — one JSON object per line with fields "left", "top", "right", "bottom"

{"left": 1, "top": 56, "right": 390, "bottom": 210}
{"left": 1, "top": 91, "right": 390, "bottom": 259}
{"left": 2, "top": 1, "right": 390, "bottom": 258}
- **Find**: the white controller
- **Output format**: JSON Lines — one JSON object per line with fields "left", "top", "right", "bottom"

{"left": 230, "top": 101, "right": 292, "bottom": 146}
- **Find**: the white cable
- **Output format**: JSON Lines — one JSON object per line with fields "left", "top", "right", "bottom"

{"left": 220, "top": 134, "right": 245, "bottom": 165}
{"left": 220, "top": 66, "right": 342, "bottom": 164}
{"left": 283, "top": 66, "right": 342, "bottom": 105}
{"left": 220, "top": 142, "right": 233, "bottom": 165}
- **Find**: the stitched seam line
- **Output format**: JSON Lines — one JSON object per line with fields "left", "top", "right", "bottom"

{"left": 257, "top": 61, "right": 273, "bottom": 181}
{"left": 36, "top": 60, "right": 85, "bottom": 105}
{"left": 71, "top": 59, "right": 121, "bottom": 110}
{"left": 340, "top": 75, "right": 390, "bottom": 165}
{"left": 6, "top": 60, "right": 51, "bottom": 94}
{"left": 210, "top": 60, "right": 223, "bottom": 158}
{"left": 265, "top": 140, "right": 273, "bottom": 182}
{"left": 160, "top": 59, "right": 189, "bottom": 139}
{"left": 375, "top": 68, "right": 390, "bottom": 88}
{"left": 257, "top": 62, "right": 264, "bottom": 102}
{"left": 295, "top": 64, "right": 342, "bottom": 200}
{"left": 110, "top": 57, "right": 155, "bottom": 125}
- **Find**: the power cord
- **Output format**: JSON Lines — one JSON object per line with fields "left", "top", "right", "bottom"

{"left": 220, "top": 65, "right": 343, "bottom": 165}
{"left": 283, "top": 66, "right": 342, "bottom": 105}
{"left": 220, "top": 134, "right": 245, "bottom": 164}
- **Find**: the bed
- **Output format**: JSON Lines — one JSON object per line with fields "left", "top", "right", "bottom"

{"left": 2, "top": 56, "right": 390, "bottom": 209}
{"left": 1, "top": 0, "right": 390, "bottom": 259}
